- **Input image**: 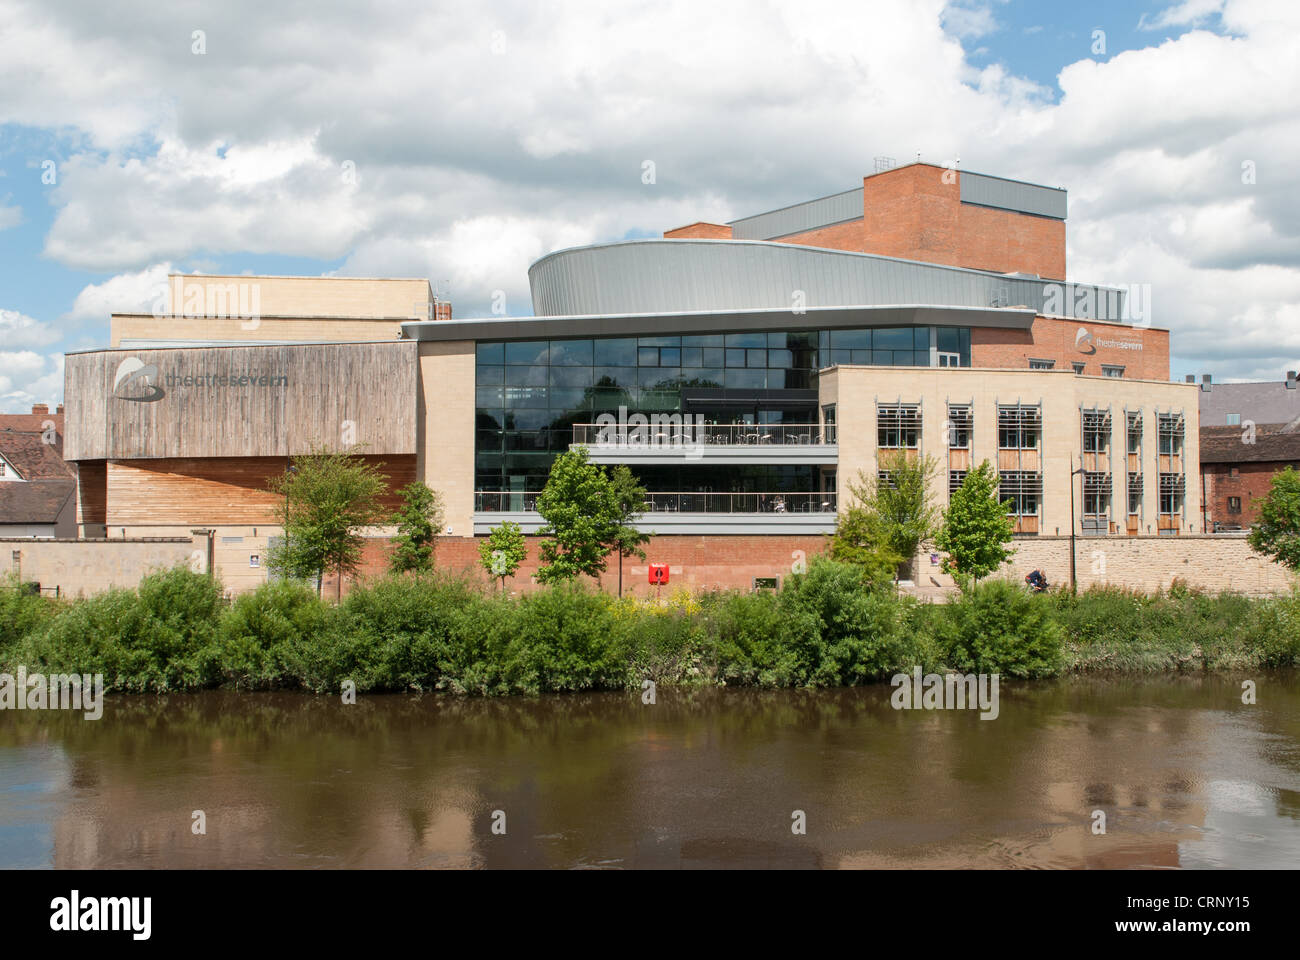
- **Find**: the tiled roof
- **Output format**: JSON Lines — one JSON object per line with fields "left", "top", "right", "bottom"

{"left": 1199, "top": 423, "right": 1300, "bottom": 464}
{"left": 0, "top": 428, "right": 75, "bottom": 525}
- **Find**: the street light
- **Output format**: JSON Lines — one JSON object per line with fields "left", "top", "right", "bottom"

{"left": 1068, "top": 455, "right": 1086, "bottom": 589}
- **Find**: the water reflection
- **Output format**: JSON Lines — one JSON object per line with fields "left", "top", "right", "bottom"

{"left": 1, "top": 674, "right": 1297, "bottom": 869}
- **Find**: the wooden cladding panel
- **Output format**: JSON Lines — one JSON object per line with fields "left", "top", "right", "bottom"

{"left": 947, "top": 448, "right": 972, "bottom": 470}
{"left": 75, "top": 461, "right": 107, "bottom": 524}
{"left": 106, "top": 455, "right": 417, "bottom": 525}
{"left": 998, "top": 449, "right": 1040, "bottom": 471}
{"left": 65, "top": 341, "right": 418, "bottom": 460}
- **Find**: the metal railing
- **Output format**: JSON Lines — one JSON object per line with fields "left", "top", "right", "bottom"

{"left": 571, "top": 423, "right": 830, "bottom": 447}
{"left": 475, "top": 491, "right": 838, "bottom": 514}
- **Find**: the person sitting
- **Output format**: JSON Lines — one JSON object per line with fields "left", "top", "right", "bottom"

{"left": 1024, "top": 569, "right": 1048, "bottom": 593}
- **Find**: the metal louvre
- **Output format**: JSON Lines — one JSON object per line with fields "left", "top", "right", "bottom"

{"left": 998, "top": 404, "right": 1041, "bottom": 449}
{"left": 878, "top": 403, "right": 922, "bottom": 448}
{"left": 729, "top": 187, "right": 864, "bottom": 241}
{"left": 960, "top": 171, "right": 1067, "bottom": 220}
{"left": 948, "top": 470, "right": 967, "bottom": 495}
{"left": 1159, "top": 473, "right": 1186, "bottom": 493}
{"left": 1082, "top": 471, "right": 1111, "bottom": 494}
{"left": 947, "top": 403, "right": 973, "bottom": 447}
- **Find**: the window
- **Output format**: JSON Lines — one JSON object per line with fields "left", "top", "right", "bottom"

{"left": 1126, "top": 411, "right": 1142, "bottom": 455}
{"left": 998, "top": 405, "right": 1041, "bottom": 449}
{"left": 1159, "top": 473, "right": 1185, "bottom": 515}
{"left": 822, "top": 404, "right": 837, "bottom": 443}
{"left": 947, "top": 404, "right": 972, "bottom": 448}
{"left": 1127, "top": 473, "right": 1143, "bottom": 515}
{"left": 1226, "top": 413, "right": 1241, "bottom": 426}
{"left": 1072, "top": 362, "right": 1085, "bottom": 375}
{"left": 1102, "top": 365, "right": 1125, "bottom": 378}
{"left": 1081, "top": 472, "right": 1111, "bottom": 526}
{"left": 1228, "top": 496, "right": 1242, "bottom": 514}
{"left": 1082, "top": 410, "right": 1111, "bottom": 453}
{"left": 999, "top": 472, "right": 1042, "bottom": 516}
{"left": 1229, "top": 466, "right": 1239, "bottom": 478}
{"left": 948, "top": 470, "right": 967, "bottom": 495}
{"left": 877, "top": 470, "right": 896, "bottom": 489}
{"left": 753, "top": 577, "right": 779, "bottom": 591}
{"left": 1029, "top": 358, "right": 1055, "bottom": 370}
{"left": 877, "top": 403, "right": 921, "bottom": 449}
{"left": 1157, "top": 413, "right": 1185, "bottom": 455}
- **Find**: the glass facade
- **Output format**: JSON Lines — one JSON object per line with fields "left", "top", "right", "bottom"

{"left": 475, "top": 325, "right": 968, "bottom": 495}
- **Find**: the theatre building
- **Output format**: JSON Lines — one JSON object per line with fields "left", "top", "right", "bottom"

{"left": 62, "top": 163, "right": 1200, "bottom": 593}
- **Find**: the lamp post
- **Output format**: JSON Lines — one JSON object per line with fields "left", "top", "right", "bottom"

{"left": 1068, "top": 455, "right": 1085, "bottom": 590}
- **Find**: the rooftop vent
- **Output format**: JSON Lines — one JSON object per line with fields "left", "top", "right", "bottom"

{"left": 1201, "top": 374, "right": 1212, "bottom": 392}
{"left": 1185, "top": 375, "right": 1195, "bottom": 383}
{"left": 1287, "top": 370, "right": 1298, "bottom": 390}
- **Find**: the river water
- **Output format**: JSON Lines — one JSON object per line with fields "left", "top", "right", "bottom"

{"left": 2, "top": 675, "right": 1298, "bottom": 869}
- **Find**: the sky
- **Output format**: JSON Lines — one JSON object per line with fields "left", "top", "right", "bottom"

{"left": 0, "top": 0, "right": 1297, "bottom": 411}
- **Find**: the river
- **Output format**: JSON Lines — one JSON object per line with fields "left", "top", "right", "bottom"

{"left": 2, "top": 674, "right": 1298, "bottom": 868}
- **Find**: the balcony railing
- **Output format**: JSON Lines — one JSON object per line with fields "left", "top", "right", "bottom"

{"left": 475, "top": 491, "right": 837, "bottom": 514}
{"left": 571, "top": 423, "right": 831, "bottom": 447}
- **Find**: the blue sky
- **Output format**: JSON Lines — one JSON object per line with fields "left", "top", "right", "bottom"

{"left": 0, "top": 0, "right": 1295, "bottom": 410}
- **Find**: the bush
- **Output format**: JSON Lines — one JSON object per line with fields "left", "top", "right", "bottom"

{"left": 934, "top": 579, "right": 1064, "bottom": 678}
{"left": 497, "top": 584, "right": 625, "bottom": 694}
{"left": 13, "top": 566, "right": 223, "bottom": 692}
{"left": 0, "top": 575, "right": 59, "bottom": 658}
{"left": 300, "top": 574, "right": 480, "bottom": 693}
{"left": 215, "top": 580, "right": 332, "bottom": 689}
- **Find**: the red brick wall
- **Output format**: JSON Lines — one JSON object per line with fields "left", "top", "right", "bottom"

{"left": 691, "top": 165, "right": 1066, "bottom": 280}
{"left": 327, "top": 533, "right": 831, "bottom": 597}
{"left": 1202, "top": 460, "right": 1294, "bottom": 528}
{"left": 664, "top": 222, "right": 733, "bottom": 239}
{"left": 971, "top": 317, "right": 1170, "bottom": 380}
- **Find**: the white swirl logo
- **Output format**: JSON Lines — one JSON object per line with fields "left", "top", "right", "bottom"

{"left": 112, "top": 357, "right": 165, "bottom": 402}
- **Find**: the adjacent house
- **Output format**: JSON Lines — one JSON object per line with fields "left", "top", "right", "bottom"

{"left": 0, "top": 404, "right": 77, "bottom": 538}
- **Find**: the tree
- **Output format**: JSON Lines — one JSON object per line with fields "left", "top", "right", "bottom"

{"left": 935, "top": 460, "right": 1016, "bottom": 587}
{"left": 479, "top": 521, "right": 528, "bottom": 593}
{"left": 836, "top": 451, "right": 939, "bottom": 580}
{"left": 534, "top": 446, "right": 621, "bottom": 584}
{"left": 827, "top": 505, "right": 905, "bottom": 587}
{"left": 388, "top": 481, "right": 445, "bottom": 575}
{"left": 1248, "top": 465, "right": 1300, "bottom": 569}
{"left": 266, "top": 446, "right": 389, "bottom": 599}
{"left": 605, "top": 464, "right": 650, "bottom": 596}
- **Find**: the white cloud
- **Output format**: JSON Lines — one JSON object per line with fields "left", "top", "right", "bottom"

{"left": 0, "top": 308, "right": 58, "bottom": 349}
{"left": 0, "top": 0, "right": 1295, "bottom": 379}
{"left": 0, "top": 199, "right": 20, "bottom": 230}
{"left": 1140, "top": 0, "right": 1227, "bottom": 31}
{"left": 0, "top": 351, "right": 63, "bottom": 412}
{"left": 63, "top": 262, "right": 174, "bottom": 323}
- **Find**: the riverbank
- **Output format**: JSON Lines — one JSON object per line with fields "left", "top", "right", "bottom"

{"left": 2, "top": 561, "right": 1298, "bottom": 696}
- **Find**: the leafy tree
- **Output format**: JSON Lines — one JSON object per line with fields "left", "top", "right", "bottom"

{"left": 827, "top": 505, "right": 905, "bottom": 587}
{"left": 935, "top": 460, "right": 1016, "bottom": 587}
{"left": 388, "top": 481, "right": 445, "bottom": 575}
{"left": 534, "top": 447, "right": 621, "bottom": 584}
{"left": 266, "top": 446, "right": 389, "bottom": 599}
{"left": 1249, "top": 466, "right": 1300, "bottom": 569}
{"left": 834, "top": 451, "right": 939, "bottom": 580}
{"left": 479, "top": 521, "right": 528, "bottom": 593}
{"left": 606, "top": 464, "right": 650, "bottom": 596}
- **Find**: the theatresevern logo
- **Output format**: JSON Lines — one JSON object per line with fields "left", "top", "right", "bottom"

{"left": 0, "top": 667, "right": 104, "bottom": 720}
{"left": 112, "top": 357, "right": 164, "bottom": 402}
{"left": 50, "top": 891, "right": 151, "bottom": 941}
{"left": 1075, "top": 326, "right": 1143, "bottom": 355}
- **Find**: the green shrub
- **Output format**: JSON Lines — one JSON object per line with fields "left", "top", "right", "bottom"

{"left": 497, "top": 584, "right": 625, "bottom": 694}
{"left": 13, "top": 566, "right": 223, "bottom": 692}
{"left": 615, "top": 604, "right": 710, "bottom": 686}
{"left": 216, "top": 580, "right": 332, "bottom": 689}
{"left": 0, "top": 576, "right": 59, "bottom": 658}
{"left": 935, "top": 579, "right": 1064, "bottom": 678}
{"left": 706, "top": 589, "right": 804, "bottom": 686}
{"left": 777, "top": 558, "right": 906, "bottom": 685}
{"left": 301, "top": 574, "right": 480, "bottom": 693}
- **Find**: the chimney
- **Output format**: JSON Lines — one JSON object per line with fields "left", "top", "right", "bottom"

{"left": 31, "top": 403, "right": 48, "bottom": 415}
{"left": 434, "top": 299, "right": 452, "bottom": 321}
{"left": 1287, "top": 371, "right": 1297, "bottom": 390}
{"left": 56, "top": 403, "right": 63, "bottom": 414}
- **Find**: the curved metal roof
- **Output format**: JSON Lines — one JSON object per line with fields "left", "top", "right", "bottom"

{"left": 528, "top": 239, "right": 1113, "bottom": 319}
